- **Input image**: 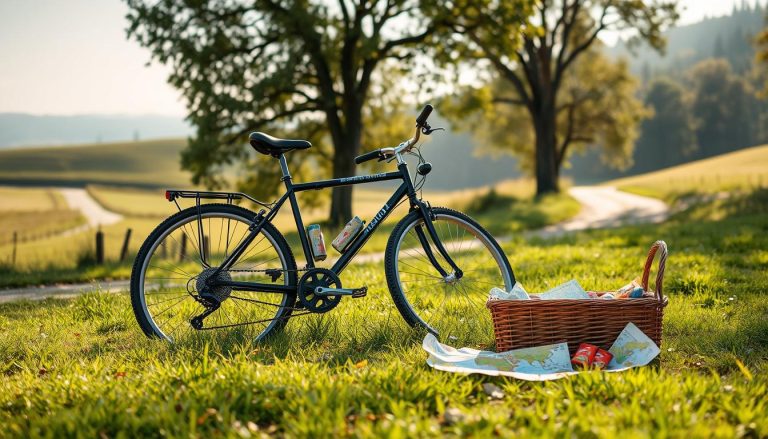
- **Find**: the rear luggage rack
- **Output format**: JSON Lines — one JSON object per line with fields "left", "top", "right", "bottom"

{"left": 164, "top": 189, "right": 273, "bottom": 208}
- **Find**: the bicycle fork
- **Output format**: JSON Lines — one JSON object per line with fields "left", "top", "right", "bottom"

{"left": 413, "top": 202, "right": 463, "bottom": 282}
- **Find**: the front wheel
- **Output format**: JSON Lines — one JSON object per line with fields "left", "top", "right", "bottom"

{"left": 384, "top": 207, "right": 514, "bottom": 348}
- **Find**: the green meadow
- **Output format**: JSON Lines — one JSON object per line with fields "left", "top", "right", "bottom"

{"left": 1, "top": 143, "right": 767, "bottom": 436}
{"left": 1, "top": 184, "right": 766, "bottom": 436}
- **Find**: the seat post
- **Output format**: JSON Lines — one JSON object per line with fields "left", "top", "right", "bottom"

{"left": 278, "top": 154, "right": 291, "bottom": 181}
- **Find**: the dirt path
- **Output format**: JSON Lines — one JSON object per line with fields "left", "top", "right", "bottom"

{"left": 1, "top": 186, "right": 668, "bottom": 303}
{"left": 531, "top": 186, "right": 668, "bottom": 238}
{"left": 59, "top": 188, "right": 123, "bottom": 228}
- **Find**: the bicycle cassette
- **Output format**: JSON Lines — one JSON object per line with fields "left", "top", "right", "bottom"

{"left": 297, "top": 268, "right": 342, "bottom": 313}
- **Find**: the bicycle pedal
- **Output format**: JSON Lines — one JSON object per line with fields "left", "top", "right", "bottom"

{"left": 351, "top": 287, "right": 367, "bottom": 298}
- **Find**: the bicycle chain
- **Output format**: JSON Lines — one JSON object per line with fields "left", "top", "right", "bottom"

{"left": 191, "top": 266, "right": 312, "bottom": 331}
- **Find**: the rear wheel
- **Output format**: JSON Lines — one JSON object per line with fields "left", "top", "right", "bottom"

{"left": 130, "top": 204, "right": 297, "bottom": 342}
{"left": 384, "top": 207, "right": 514, "bottom": 348}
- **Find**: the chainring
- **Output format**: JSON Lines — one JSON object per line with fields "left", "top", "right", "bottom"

{"left": 297, "top": 268, "right": 342, "bottom": 313}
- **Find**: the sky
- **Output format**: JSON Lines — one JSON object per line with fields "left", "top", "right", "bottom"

{"left": 0, "top": 0, "right": 762, "bottom": 117}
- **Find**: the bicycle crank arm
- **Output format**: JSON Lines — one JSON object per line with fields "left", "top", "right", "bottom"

{"left": 314, "top": 286, "right": 368, "bottom": 298}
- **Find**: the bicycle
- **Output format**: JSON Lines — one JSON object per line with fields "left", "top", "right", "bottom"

{"left": 130, "top": 105, "right": 516, "bottom": 345}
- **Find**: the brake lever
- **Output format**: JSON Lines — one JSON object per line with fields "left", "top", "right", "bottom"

{"left": 421, "top": 126, "right": 445, "bottom": 135}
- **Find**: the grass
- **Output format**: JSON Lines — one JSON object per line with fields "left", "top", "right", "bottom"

{"left": 0, "top": 186, "right": 67, "bottom": 211}
{"left": 0, "top": 187, "right": 766, "bottom": 436}
{"left": 0, "top": 186, "right": 85, "bottom": 249}
{"left": 611, "top": 143, "right": 768, "bottom": 202}
{"left": 0, "top": 138, "right": 191, "bottom": 188}
{"left": 0, "top": 179, "right": 577, "bottom": 288}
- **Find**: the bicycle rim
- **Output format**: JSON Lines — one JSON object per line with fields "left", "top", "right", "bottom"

{"left": 137, "top": 210, "right": 291, "bottom": 342}
{"left": 393, "top": 212, "right": 512, "bottom": 347}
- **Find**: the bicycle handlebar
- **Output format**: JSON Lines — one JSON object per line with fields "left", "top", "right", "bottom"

{"left": 416, "top": 104, "right": 433, "bottom": 127}
{"left": 354, "top": 104, "right": 434, "bottom": 166}
{"left": 354, "top": 149, "right": 384, "bottom": 165}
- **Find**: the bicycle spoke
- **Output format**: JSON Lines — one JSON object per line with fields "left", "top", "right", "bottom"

{"left": 393, "top": 212, "right": 511, "bottom": 347}
{"left": 138, "top": 208, "right": 295, "bottom": 342}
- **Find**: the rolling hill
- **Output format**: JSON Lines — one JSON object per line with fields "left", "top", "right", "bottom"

{"left": 607, "top": 143, "right": 768, "bottom": 198}
{"left": 0, "top": 138, "right": 192, "bottom": 188}
{"left": 0, "top": 122, "right": 525, "bottom": 190}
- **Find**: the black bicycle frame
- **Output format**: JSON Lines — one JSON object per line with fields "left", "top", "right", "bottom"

{"left": 206, "top": 154, "right": 461, "bottom": 294}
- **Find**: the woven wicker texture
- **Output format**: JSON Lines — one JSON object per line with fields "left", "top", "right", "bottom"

{"left": 488, "top": 241, "right": 668, "bottom": 355}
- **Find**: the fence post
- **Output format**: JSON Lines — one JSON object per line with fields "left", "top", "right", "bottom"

{"left": 120, "top": 228, "right": 132, "bottom": 262}
{"left": 95, "top": 228, "right": 104, "bottom": 265}
{"left": 11, "top": 231, "right": 17, "bottom": 267}
{"left": 179, "top": 234, "right": 187, "bottom": 262}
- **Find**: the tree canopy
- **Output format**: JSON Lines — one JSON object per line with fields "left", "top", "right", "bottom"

{"left": 125, "top": 0, "right": 457, "bottom": 224}
{"left": 440, "top": 0, "right": 678, "bottom": 195}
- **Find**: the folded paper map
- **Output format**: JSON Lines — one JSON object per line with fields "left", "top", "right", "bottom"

{"left": 539, "top": 279, "right": 589, "bottom": 300}
{"left": 487, "top": 279, "right": 589, "bottom": 301}
{"left": 424, "top": 322, "right": 660, "bottom": 381}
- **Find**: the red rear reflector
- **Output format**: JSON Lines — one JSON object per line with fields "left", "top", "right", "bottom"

{"left": 165, "top": 191, "right": 171, "bottom": 201}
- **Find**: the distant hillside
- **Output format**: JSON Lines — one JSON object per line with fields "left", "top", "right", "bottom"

{"left": 0, "top": 113, "right": 192, "bottom": 148}
{"left": 0, "top": 138, "right": 191, "bottom": 188}
{"left": 608, "top": 3, "right": 765, "bottom": 77}
{"left": 608, "top": 143, "right": 768, "bottom": 194}
{"left": 0, "top": 127, "right": 523, "bottom": 191}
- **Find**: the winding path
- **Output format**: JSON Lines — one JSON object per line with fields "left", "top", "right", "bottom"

{"left": 1, "top": 186, "right": 668, "bottom": 303}
{"left": 58, "top": 188, "right": 123, "bottom": 231}
{"left": 531, "top": 186, "right": 668, "bottom": 238}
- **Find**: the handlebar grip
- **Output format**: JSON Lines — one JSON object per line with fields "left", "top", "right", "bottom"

{"left": 416, "top": 104, "right": 433, "bottom": 127}
{"left": 355, "top": 150, "right": 382, "bottom": 165}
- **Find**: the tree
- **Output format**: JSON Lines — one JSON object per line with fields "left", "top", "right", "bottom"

{"left": 444, "top": 0, "right": 678, "bottom": 196}
{"left": 125, "top": 0, "right": 448, "bottom": 225}
{"left": 633, "top": 78, "right": 697, "bottom": 172}
{"left": 443, "top": 45, "right": 648, "bottom": 176}
{"left": 688, "top": 58, "right": 760, "bottom": 157}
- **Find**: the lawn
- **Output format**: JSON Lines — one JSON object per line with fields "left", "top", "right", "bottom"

{"left": 1, "top": 186, "right": 766, "bottom": 436}
{"left": 0, "top": 186, "right": 84, "bottom": 250}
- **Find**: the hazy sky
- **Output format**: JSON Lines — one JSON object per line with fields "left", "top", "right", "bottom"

{"left": 0, "top": 0, "right": 761, "bottom": 116}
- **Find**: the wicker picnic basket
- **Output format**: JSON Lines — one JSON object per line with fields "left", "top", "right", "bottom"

{"left": 488, "top": 240, "right": 669, "bottom": 355}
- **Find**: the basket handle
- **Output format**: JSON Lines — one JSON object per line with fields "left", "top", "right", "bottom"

{"left": 641, "top": 240, "right": 667, "bottom": 302}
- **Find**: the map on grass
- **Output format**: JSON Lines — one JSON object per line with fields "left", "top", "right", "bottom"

{"left": 423, "top": 322, "right": 660, "bottom": 381}
{"left": 423, "top": 334, "right": 576, "bottom": 381}
{"left": 607, "top": 322, "right": 661, "bottom": 369}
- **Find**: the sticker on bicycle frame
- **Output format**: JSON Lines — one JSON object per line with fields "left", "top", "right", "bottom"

{"left": 363, "top": 202, "right": 390, "bottom": 236}
{"left": 339, "top": 173, "right": 390, "bottom": 184}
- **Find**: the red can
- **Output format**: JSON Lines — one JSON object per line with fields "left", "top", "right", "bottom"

{"left": 571, "top": 343, "right": 599, "bottom": 368}
{"left": 592, "top": 349, "right": 614, "bottom": 370}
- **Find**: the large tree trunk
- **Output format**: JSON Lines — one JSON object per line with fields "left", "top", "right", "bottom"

{"left": 532, "top": 103, "right": 560, "bottom": 196}
{"left": 328, "top": 116, "right": 362, "bottom": 226}
{"left": 329, "top": 150, "right": 356, "bottom": 226}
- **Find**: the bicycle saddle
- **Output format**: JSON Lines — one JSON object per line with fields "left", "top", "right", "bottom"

{"left": 249, "top": 132, "right": 312, "bottom": 157}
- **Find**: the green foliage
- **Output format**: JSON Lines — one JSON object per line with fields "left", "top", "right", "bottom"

{"left": 1, "top": 189, "right": 767, "bottom": 436}
{"left": 688, "top": 59, "right": 763, "bottom": 158}
{"left": 439, "top": 0, "right": 678, "bottom": 195}
{"left": 445, "top": 46, "right": 649, "bottom": 174}
{"left": 633, "top": 77, "right": 698, "bottom": 172}
{"left": 124, "top": 0, "right": 453, "bottom": 224}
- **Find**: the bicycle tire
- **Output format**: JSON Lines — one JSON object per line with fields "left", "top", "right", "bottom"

{"left": 130, "top": 203, "right": 298, "bottom": 342}
{"left": 384, "top": 206, "right": 514, "bottom": 344}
